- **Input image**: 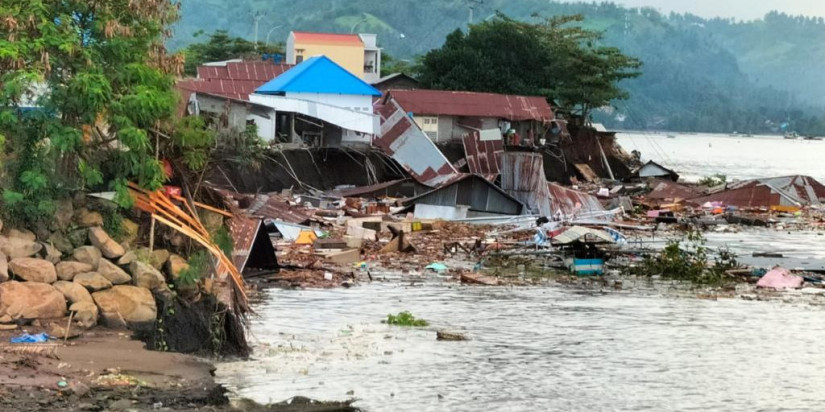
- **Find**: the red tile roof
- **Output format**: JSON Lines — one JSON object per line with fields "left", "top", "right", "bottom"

{"left": 292, "top": 31, "right": 363, "bottom": 46}
{"left": 384, "top": 89, "right": 554, "bottom": 122}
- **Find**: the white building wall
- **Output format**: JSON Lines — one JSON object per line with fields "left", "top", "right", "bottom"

{"left": 250, "top": 93, "right": 378, "bottom": 135}
{"left": 283, "top": 92, "right": 373, "bottom": 112}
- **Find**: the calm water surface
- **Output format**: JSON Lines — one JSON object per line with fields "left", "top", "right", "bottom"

{"left": 616, "top": 132, "right": 825, "bottom": 182}
{"left": 217, "top": 283, "right": 825, "bottom": 411}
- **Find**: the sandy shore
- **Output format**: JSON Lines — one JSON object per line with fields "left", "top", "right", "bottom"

{"left": 0, "top": 328, "right": 227, "bottom": 411}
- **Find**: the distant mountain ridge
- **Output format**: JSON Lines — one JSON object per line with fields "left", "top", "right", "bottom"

{"left": 172, "top": 1, "right": 825, "bottom": 134}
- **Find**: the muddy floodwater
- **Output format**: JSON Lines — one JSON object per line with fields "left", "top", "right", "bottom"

{"left": 217, "top": 283, "right": 825, "bottom": 411}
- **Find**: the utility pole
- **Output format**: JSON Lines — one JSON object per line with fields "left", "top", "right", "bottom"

{"left": 253, "top": 11, "right": 265, "bottom": 51}
{"left": 467, "top": 0, "right": 483, "bottom": 26}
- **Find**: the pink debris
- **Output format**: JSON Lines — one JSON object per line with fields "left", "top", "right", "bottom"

{"left": 756, "top": 267, "right": 803, "bottom": 290}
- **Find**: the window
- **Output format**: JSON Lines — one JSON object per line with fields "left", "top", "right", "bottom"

{"left": 296, "top": 55, "right": 303, "bottom": 63}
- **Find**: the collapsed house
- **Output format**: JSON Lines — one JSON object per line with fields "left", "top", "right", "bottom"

{"left": 629, "top": 160, "right": 680, "bottom": 182}
{"left": 403, "top": 174, "right": 526, "bottom": 219}
{"left": 688, "top": 175, "right": 825, "bottom": 210}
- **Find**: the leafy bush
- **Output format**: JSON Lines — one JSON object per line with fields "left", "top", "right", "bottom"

{"left": 626, "top": 229, "right": 739, "bottom": 285}
{"left": 177, "top": 251, "right": 211, "bottom": 286}
{"left": 211, "top": 226, "right": 234, "bottom": 258}
{"left": 698, "top": 174, "right": 727, "bottom": 187}
{"left": 385, "top": 311, "right": 429, "bottom": 327}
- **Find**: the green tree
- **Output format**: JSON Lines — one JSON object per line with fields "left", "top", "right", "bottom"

{"left": 182, "top": 30, "right": 285, "bottom": 75}
{"left": 0, "top": 0, "right": 181, "bottom": 224}
{"left": 418, "top": 14, "right": 641, "bottom": 118}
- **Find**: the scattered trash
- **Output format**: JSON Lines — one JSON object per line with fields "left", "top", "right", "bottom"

{"left": 436, "top": 330, "right": 469, "bottom": 341}
{"left": 425, "top": 263, "right": 448, "bottom": 273}
{"left": 756, "top": 267, "right": 804, "bottom": 290}
{"left": 10, "top": 333, "right": 50, "bottom": 343}
{"left": 323, "top": 272, "right": 333, "bottom": 281}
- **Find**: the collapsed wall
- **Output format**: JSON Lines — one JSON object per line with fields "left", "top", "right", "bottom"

{"left": 542, "top": 125, "right": 636, "bottom": 184}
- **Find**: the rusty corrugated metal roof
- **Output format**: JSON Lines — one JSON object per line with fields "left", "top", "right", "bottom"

{"left": 177, "top": 61, "right": 293, "bottom": 102}
{"left": 385, "top": 89, "right": 554, "bottom": 122}
{"left": 547, "top": 182, "right": 605, "bottom": 217}
{"left": 646, "top": 179, "right": 703, "bottom": 201}
{"left": 373, "top": 98, "right": 458, "bottom": 186}
{"left": 500, "top": 152, "right": 605, "bottom": 219}
{"left": 228, "top": 215, "right": 262, "bottom": 273}
{"left": 463, "top": 130, "right": 502, "bottom": 179}
{"left": 689, "top": 175, "right": 825, "bottom": 208}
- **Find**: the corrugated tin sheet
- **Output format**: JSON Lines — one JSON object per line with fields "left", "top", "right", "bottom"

{"left": 500, "top": 152, "right": 554, "bottom": 216}
{"left": 198, "top": 62, "right": 293, "bottom": 82}
{"left": 463, "top": 131, "right": 502, "bottom": 178}
{"left": 245, "top": 194, "right": 315, "bottom": 224}
{"left": 228, "top": 215, "right": 262, "bottom": 273}
{"left": 404, "top": 174, "right": 523, "bottom": 216}
{"left": 385, "top": 89, "right": 554, "bottom": 122}
{"left": 177, "top": 61, "right": 293, "bottom": 103}
{"left": 373, "top": 98, "right": 458, "bottom": 186}
{"left": 553, "top": 226, "right": 615, "bottom": 244}
{"left": 646, "top": 179, "right": 702, "bottom": 201}
{"left": 547, "top": 183, "right": 606, "bottom": 217}
{"left": 331, "top": 179, "right": 428, "bottom": 198}
{"left": 500, "top": 152, "right": 606, "bottom": 219}
{"left": 689, "top": 175, "right": 825, "bottom": 208}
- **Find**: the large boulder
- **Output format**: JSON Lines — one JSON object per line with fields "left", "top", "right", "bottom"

{"left": 165, "top": 254, "right": 189, "bottom": 281}
{"left": 121, "top": 219, "right": 140, "bottom": 246}
{"left": 56, "top": 261, "right": 94, "bottom": 281}
{"left": 88, "top": 227, "right": 125, "bottom": 259}
{"left": 0, "top": 281, "right": 66, "bottom": 320}
{"left": 0, "top": 251, "right": 7, "bottom": 282}
{"left": 97, "top": 259, "right": 131, "bottom": 285}
{"left": 130, "top": 261, "right": 166, "bottom": 291}
{"left": 68, "top": 228, "right": 90, "bottom": 248}
{"left": 53, "top": 280, "right": 94, "bottom": 304}
{"left": 116, "top": 251, "right": 137, "bottom": 266}
{"left": 92, "top": 285, "right": 156, "bottom": 330}
{"left": 9, "top": 257, "right": 57, "bottom": 283}
{"left": 7, "top": 228, "right": 36, "bottom": 242}
{"left": 150, "top": 249, "right": 171, "bottom": 270}
{"left": 0, "top": 236, "right": 43, "bottom": 259}
{"left": 73, "top": 246, "right": 102, "bottom": 269}
{"left": 74, "top": 272, "right": 113, "bottom": 292}
{"left": 49, "top": 232, "right": 75, "bottom": 255}
{"left": 69, "top": 301, "right": 99, "bottom": 328}
{"left": 74, "top": 208, "right": 104, "bottom": 228}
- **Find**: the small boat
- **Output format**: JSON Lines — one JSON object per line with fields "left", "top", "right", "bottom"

{"left": 666, "top": 134, "right": 676, "bottom": 139}
{"left": 784, "top": 132, "right": 799, "bottom": 140}
{"left": 803, "top": 136, "right": 823, "bottom": 141}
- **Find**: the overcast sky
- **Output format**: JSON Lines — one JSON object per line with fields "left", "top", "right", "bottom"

{"left": 565, "top": 0, "right": 825, "bottom": 20}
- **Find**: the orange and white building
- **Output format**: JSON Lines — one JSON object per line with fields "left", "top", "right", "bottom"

{"left": 285, "top": 31, "right": 382, "bottom": 83}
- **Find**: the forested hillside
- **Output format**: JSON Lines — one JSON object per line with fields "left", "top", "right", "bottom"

{"left": 172, "top": 0, "right": 825, "bottom": 134}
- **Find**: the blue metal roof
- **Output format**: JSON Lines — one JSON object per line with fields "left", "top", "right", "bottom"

{"left": 255, "top": 55, "right": 381, "bottom": 96}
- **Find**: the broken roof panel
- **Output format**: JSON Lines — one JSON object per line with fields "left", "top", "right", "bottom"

{"left": 384, "top": 89, "right": 553, "bottom": 122}
{"left": 463, "top": 130, "right": 502, "bottom": 178}
{"left": 500, "top": 152, "right": 555, "bottom": 216}
{"left": 689, "top": 175, "right": 825, "bottom": 208}
{"left": 553, "top": 226, "right": 615, "bottom": 244}
{"left": 331, "top": 179, "right": 428, "bottom": 199}
{"left": 373, "top": 98, "right": 458, "bottom": 186}
{"left": 548, "top": 183, "right": 606, "bottom": 218}
{"left": 500, "top": 152, "right": 607, "bottom": 219}
{"left": 646, "top": 179, "right": 703, "bottom": 201}
{"left": 228, "top": 215, "right": 278, "bottom": 273}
